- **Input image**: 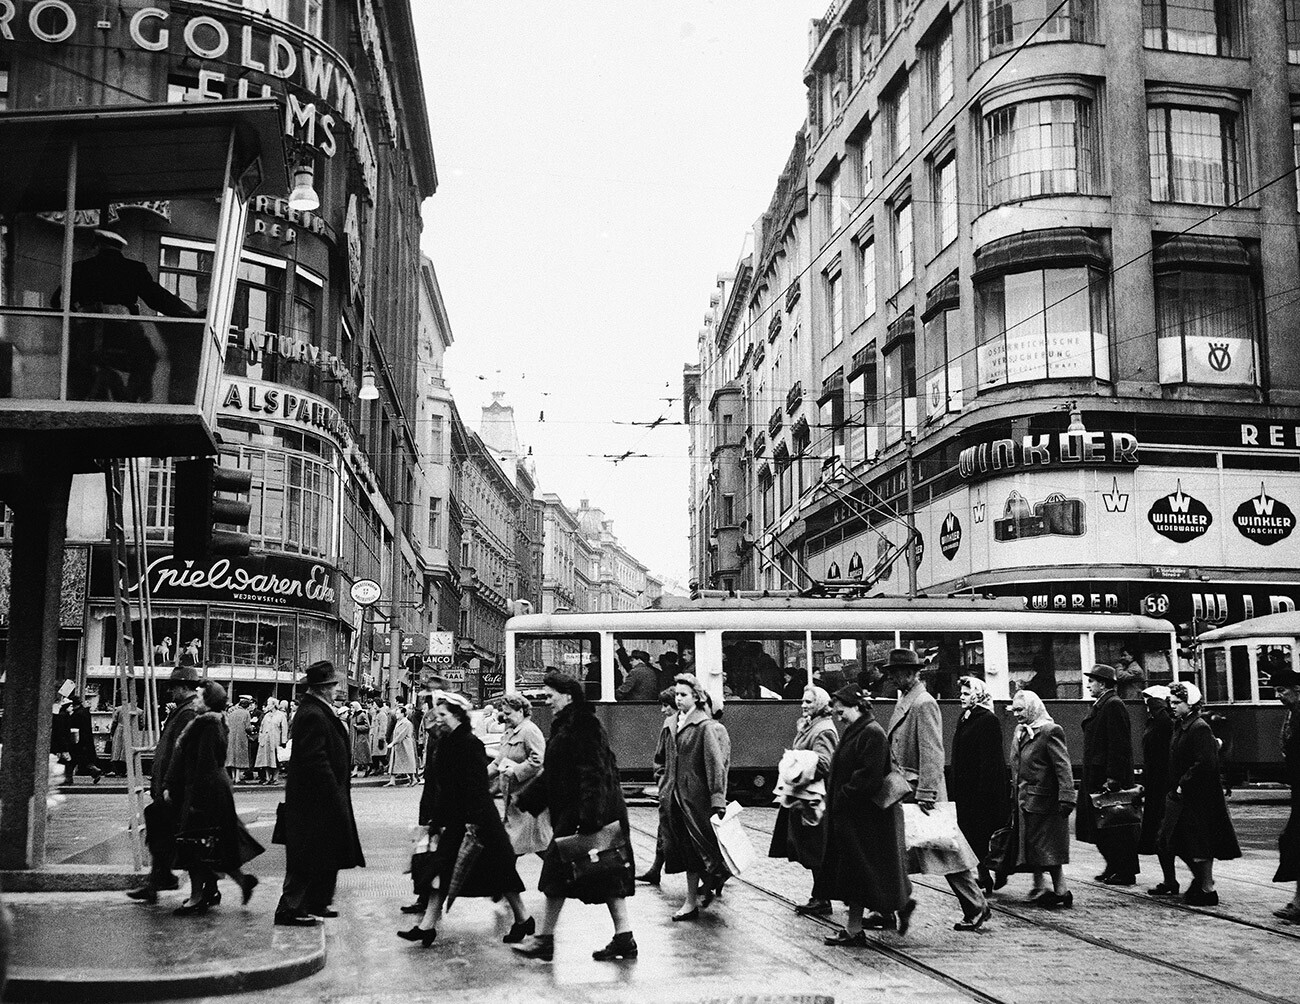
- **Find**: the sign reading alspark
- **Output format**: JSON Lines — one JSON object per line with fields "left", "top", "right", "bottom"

{"left": 958, "top": 431, "right": 1139, "bottom": 483}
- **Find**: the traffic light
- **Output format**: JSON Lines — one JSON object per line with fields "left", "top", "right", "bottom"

{"left": 173, "top": 456, "right": 253, "bottom": 559}
{"left": 1175, "top": 619, "right": 1202, "bottom": 663}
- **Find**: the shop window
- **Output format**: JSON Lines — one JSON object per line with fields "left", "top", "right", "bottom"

{"left": 981, "top": 0, "right": 1095, "bottom": 60}
{"left": 984, "top": 97, "right": 1096, "bottom": 207}
{"left": 1142, "top": 0, "right": 1242, "bottom": 56}
{"left": 1148, "top": 104, "right": 1240, "bottom": 206}
{"left": 899, "top": 631, "right": 986, "bottom": 700}
{"left": 1007, "top": 631, "right": 1083, "bottom": 700}
{"left": 975, "top": 265, "right": 1110, "bottom": 387}
{"left": 721, "top": 631, "right": 801, "bottom": 698}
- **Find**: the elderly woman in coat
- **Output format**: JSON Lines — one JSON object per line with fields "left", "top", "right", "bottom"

{"left": 813, "top": 684, "right": 913, "bottom": 943}
{"left": 166, "top": 681, "right": 262, "bottom": 914}
{"left": 513, "top": 670, "right": 637, "bottom": 962}
{"left": 399, "top": 693, "right": 532, "bottom": 947}
{"left": 348, "top": 701, "right": 370, "bottom": 776}
{"left": 489, "top": 692, "right": 547, "bottom": 855}
{"left": 769, "top": 685, "right": 838, "bottom": 916}
{"left": 659, "top": 672, "right": 730, "bottom": 921}
{"left": 386, "top": 706, "right": 417, "bottom": 786}
{"left": 1008, "top": 689, "right": 1076, "bottom": 907}
{"left": 952, "top": 676, "right": 1009, "bottom": 894}
{"left": 1160, "top": 681, "right": 1241, "bottom": 906}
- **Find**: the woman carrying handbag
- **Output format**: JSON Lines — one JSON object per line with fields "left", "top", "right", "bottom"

{"left": 489, "top": 693, "right": 550, "bottom": 857}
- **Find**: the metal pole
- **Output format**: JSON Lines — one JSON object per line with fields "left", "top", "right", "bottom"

{"left": 388, "top": 507, "right": 402, "bottom": 704}
{"left": 904, "top": 433, "right": 918, "bottom": 598}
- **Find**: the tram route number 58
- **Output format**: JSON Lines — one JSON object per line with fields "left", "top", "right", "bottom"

{"left": 1141, "top": 593, "right": 1170, "bottom": 617}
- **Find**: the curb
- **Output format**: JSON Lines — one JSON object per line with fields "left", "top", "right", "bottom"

{"left": 1, "top": 868, "right": 145, "bottom": 892}
{"left": 4, "top": 929, "right": 326, "bottom": 1002}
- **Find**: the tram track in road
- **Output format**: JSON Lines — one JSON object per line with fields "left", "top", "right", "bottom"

{"left": 719, "top": 814, "right": 1298, "bottom": 1004}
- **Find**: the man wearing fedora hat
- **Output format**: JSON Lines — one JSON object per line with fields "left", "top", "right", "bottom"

{"left": 1270, "top": 665, "right": 1300, "bottom": 922}
{"left": 882, "top": 648, "right": 991, "bottom": 931}
{"left": 1078, "top": 664, "right": 1139, "bottom": 885}
{"left": 275, "top": 660, "right": 365, "bottom": 926}
{"left": 127, "top": 665, "right": 203, "bottom": 904}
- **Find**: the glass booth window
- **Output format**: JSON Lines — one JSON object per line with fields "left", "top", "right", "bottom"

{"left": 813, "top": 632, "right": 896, "bottom": 698}
{"left": 900, "top": 631, "right": 986, "bottom": 700}
{"left": 721, "top": 631, "right": 802, "bottom": 699}
{"left": 1007, "top": 631, "right": 1083, "bottom": 699}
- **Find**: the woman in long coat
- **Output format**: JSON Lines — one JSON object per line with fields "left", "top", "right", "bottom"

{"left": 813, "top": 684, "right": 912, "bottom": 943}
{"left": 370, "top": 700, "right": 390, "bottom": 775}
{"left": 399, "top": 693, "right": 530, "bottom": 947}
{"left": 255, "top": 697, "right": 286, "bottom": 784}
{"left": 488, "top": 692, "right": 547, "bottom": 856}
{"left": 659, "top": 672, "right": 730, "bottom": 920}
{"left": 1008, "top": 689, "right": 1076, "bottom": 907}
{"left": 512, "top": 671, "right": 637, "bottom": 963}
{"left": 951, "top": 676, "right": 1009, "bottom": 894}
{"left": 223, "top": 699, "right": 251, "bottom": 780}
{"left": 769, "top": 685, "right": 838, "bottom": 915}
{"left": 349, "top": 701, "right": 371, "bottom": 775}
{"left": 1160, "top": 681, "right": 1240, "bottom": 905}
{"left": 166, "top": 681, "right": 261, "bottom": 914}
{"left": 387, "top": 706, "right": 417, "bottom": 785}
{"left": 1138, "top": 685, "right": 1178, "bottom": 895}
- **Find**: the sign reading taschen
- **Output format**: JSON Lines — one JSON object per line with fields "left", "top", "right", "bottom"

{"left": 1233, "top": 484, "right": 1297, "bottom": 545}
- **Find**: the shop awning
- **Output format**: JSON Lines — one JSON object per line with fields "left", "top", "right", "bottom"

{"left": 0, "top": 99, "right": 288, "bottom": 214}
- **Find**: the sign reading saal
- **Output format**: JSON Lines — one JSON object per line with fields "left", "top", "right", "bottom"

{"left": 90, "top": 547, "right": 337, "bottom": 614}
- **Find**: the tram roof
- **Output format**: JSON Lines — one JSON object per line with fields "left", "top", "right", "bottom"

{"left": 508, "top": 595, "right": 1174, "bottom": 634}
{"left": 1197, "top": 610, "right": 1300, "bottom": 643}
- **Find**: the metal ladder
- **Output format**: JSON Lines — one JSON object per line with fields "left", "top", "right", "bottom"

{"left": 103, "top": 458, "right": 160, "bottom": 872}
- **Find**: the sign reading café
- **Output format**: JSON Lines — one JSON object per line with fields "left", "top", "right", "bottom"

{"left": 0, "top": 1, "right": 381, "bottom": 199}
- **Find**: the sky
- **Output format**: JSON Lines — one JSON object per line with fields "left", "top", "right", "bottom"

{"left": 413, "top": 2, "right": 828, "bottom": 589}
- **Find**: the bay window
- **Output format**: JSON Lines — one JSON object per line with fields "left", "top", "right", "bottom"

{"left": 922, "top": 273, "right": 962, "bottom": 420}
{"left": 984, "top": 95, "right": 1097, "bottom": 206}
{"left": 847, "top": 343, "right": 879, "bottom": 467}
{"left": 1142, "top": 0, "right": 1242, "bottom": 56}
{"left": 1148, "top": 102, "right": 1241, "bottom": 207}
{"left": 981, "top": 0, "right": 1095, "bottom": 60}
{"left": 882, "top": 312, "right": 916, "bottom": 447}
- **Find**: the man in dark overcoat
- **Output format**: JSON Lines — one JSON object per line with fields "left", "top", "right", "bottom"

{"left": 1078, "top": 664, "right": 1138, "bottom": 884}
{"left": 1138, "top": 685, "right": 1178, "bottom": 895}
{"left": 65, "top": 695, "right": 104, "bottom": 783}
{"left": 128, "top": 666, "right": 202, "bottom": 903}
{"left": 1269, "top": 666, "right": 1300, "bottom": 922}
{"left": 275, "top": 660, "right": 365, "bottom": 926}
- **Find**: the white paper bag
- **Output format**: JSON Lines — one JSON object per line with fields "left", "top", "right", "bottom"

{"left": 902, "top": 801, "right": 978, "bottom": 876}
{"left": 710, "top": 800, "right": 756, "bottom": 875}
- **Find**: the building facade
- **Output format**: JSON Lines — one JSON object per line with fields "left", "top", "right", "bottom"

{"left": 0, "top": 0, "right": 436, "bottom": 702}
{"left": 690, "top": 0, "right": 1300, "bottom": 699}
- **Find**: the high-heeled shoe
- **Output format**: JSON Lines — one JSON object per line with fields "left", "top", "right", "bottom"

{"left": 174, "top": 897, "right": 212, "bottom": 916}
{"left": 397, "top": 925, "right": 437, "bottom": 947}
{"left": 503, "top": 916, "right": 535, "bottom": 944}
{"left": 240, "top": 875, "right": 258, "bottom": 906}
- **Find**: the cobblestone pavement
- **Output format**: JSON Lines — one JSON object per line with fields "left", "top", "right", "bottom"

{"left": 22, "top": 787, "right": 1299, "bottom": 1004}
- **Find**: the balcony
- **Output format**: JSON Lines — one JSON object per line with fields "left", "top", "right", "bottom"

{"left": 768, "top": 407, "right": 784, "bottom": 437}
{"left": 786, "top": 381, "right": 803, "bottom": 414}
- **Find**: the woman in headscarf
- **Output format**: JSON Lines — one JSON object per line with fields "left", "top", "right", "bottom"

{"left": 769, "top": 685, "right": 839, "bottom": 917}
{"left": 1008, "top": 688, "right": 1076, "bottom": 907}
{"left": 489, "top": 692, "right": 547, "bottom": 857}
{"left": 400, "top": 693, "right": 531, "bottom": 947}
{"left": 951, "top": 676, "right": 1009, "bottom": 894}
{"left": 1160, "top": 681, "right": 1241, "bottom": 906}
{"left": 386, "top": 705, "right": 417, "bottom": 787}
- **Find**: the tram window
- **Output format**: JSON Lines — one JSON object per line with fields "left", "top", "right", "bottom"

{"left": 812, "top": 632, "right": 894, "bottom": 698}
{"left": 611, "top": 634, "right": 693, "bottom": 700}
{"left": 1256, "top": 646, "right": 1290, "bottom": 702}
{"left": 899, "top": 632, "right": 985, "bottom": 701}
{"left": 512, "top": 632, "right": 600, "bottom": 699}
{"left": 720, "top": 631, "right": 801, "bottom": 699}
{"left": 1007, "top": 632, "right": 1082, "bottom": 700}
{"left": 1204, "top": 648, "right": 1230, "bottom": 703}
{"left": 1095, "top": 633, "right": 1174, "bottom": 689}
{"left": 1230, "top": 646, "right": 1251, "bottom": 703}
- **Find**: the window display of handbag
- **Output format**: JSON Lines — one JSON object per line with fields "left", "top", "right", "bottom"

{"left": 1090, "top": 784, "right": 1144, "bottom": 828}
{"left": 551, "top": 821, "right": 633, "bottom": 883}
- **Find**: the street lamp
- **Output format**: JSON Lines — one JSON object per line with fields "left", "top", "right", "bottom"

{"left": 359, "top": 366, "right": 380, "bottom": 401}
{"left": 286, "top": 163, "right": 320, "bottom": 212}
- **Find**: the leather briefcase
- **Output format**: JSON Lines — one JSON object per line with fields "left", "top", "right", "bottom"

{"left": 1091, "top": 785, "right": 1144, "bottom": 828}
{"left": 1035, "top": 492, "right": 1086, "bottom": 536}
{"left": 552, "top": 821, "right": 633, "bottom": 882}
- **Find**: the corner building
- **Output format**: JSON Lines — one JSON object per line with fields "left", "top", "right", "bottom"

{"left": 703, "top": 0, "right": 1300, "bottom": 703}
{"left": 0, "top": 0, "right": 436, "bottom": 701}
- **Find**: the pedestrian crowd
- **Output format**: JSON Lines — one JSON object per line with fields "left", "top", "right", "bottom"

{"left": 117, "top": 649, "right": 1300, "bottom": 959}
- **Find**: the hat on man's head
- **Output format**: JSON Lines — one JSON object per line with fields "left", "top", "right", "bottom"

{"left": 631, "top": 650, "right": 651, "bottom": 664}
{"left": 1267, "top": 666, "right": 1300, "bottom": 689}
{"left": 168, "top": 665, "right": 201, "bottom": 683}
{"left": 1086, "top": 664, "right": 1118, "bottom": 683}
{"left": 300, "top": 660, "right": 340, "bottom": 687}
{"left": 238, "top": 694, "right": 252, "bottom": 704}
{"left": 880, "top": 648, "right": 923, "bottom": 673}
{"left": 92, "top": 226, "right": 128, "bottom": 247}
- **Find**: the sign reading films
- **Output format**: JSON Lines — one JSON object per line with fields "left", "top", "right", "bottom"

{"left": 1233, "top": 484, "right": 1296, "bottom": 545}
{"left": 1148, "top": 482, "right": 1213, "bottom": 542}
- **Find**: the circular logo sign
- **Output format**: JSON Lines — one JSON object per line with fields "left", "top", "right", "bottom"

{"left": 940, "top": 512, "right": 962, "bottom": 560}
{"left": 848, "top": 551, "right": 865, "bottom": 580}
{"left": 1233, "top": 483, "right": 1296, "bottom": 545}
{"left": 1147, "top": 481, "right": 1212, "bottom": 543}
{"left": 349, "top": 577, "right": 382, "bottom": 606}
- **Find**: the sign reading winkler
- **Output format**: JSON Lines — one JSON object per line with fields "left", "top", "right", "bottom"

{"left": 90, "top": 547, "right": 338, "bottom": 615}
